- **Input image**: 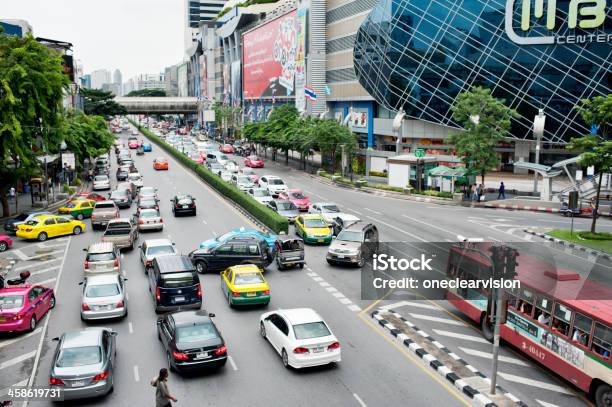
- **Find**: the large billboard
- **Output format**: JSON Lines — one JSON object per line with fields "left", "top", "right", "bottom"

{"left": 242, "top": 10, "right": 297, "bottom": 99}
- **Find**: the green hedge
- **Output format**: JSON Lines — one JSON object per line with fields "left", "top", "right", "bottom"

{"left": 129, "top": 119, "right": 289, "bottom": 234}
{"left": 578, "top": 231, "right": 612, "bottom": 240}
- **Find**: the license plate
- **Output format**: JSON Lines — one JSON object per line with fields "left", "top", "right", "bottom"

{"left": 337, "top": 255, "right": 346, "bottom": 259}
{"left": 195, "top": 352, "right": 210, "bottom": 359}
{"left": 246, "top": 292, "right": 256, "bottom": 297}
{"left": 312, "top": 347, "right": 324, "bottom": 353}
{"left": 318, "top": 238, "right": 324, "bottom": 243}
{"left": 71, "top": 380, "right": 85, "bottom": 387}
{"left": 174, "top": 296, "right": 185, "bottom": 302}
{"left": 147, "top": 221, "right": 153, "bottom": 224}
{"left": 182, "top": 205, "right": 188, "bottom": 209}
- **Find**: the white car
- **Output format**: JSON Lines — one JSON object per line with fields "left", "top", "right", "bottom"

{"left": 139, "top": 238, "right": 178, "bottom": 269}
{"left": 225, "top": 161, "right": 240, "bottom": 173}
{"left": 92, "top": 175, "right": 111, "bottom": 190}
{"left": 259, "top": 175, "right": 288, "bottom": 197}
{"left": 127, "top": 172, "right": 144, "bottom": 188}
{"left": 220, "top": 171, "right": 233, "bottom": 182}
{"left": 259, "top": 308, "right": 341, "bottom": 369}
{"left": 232, "top": 174, "right": 255, "bottom": 192}
{"left": 248, "top": 188, "right": 273, "bottom": 205}
{"left": 80, "top": 274, "right": 128, "bottom": 320}
{"left": 135, "top": 208, "right": 163, "bottom": 232}
{"left": 310, "top": 202, "right": 352, "bottom": 224}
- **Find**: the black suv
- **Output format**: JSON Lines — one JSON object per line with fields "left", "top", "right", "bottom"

{"left": 188, "top": 237, "right": 272, "bottom": 274}
{"left": 148, "top": 255, "right": 202, "bottom": 313}
{"left": 171, "top": 194, "right": 196, "bottom": 216}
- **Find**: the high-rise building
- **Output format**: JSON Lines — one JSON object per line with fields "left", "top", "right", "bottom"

{"left": 90, "top": 69, "right": 112, "bottom": 90}
{"left": 184, "top": 0, "right": 228, "bottom": 48}
{"left": 164, "top": 65, "right": 179, "bottom": 96}
{"left": 0, "top": 19, "right": 32, "bottom": 37}
{"left": 81, "top": 74, "right": 91, "bottom": 89}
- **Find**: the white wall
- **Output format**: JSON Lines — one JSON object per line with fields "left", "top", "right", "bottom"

{"left": 371, "top": 156, "right": 387, "bottom": 173}
{"left": 388, "top": 163, "right": 409, "bottom": 188}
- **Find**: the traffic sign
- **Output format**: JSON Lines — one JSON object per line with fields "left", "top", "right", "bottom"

{"left": 415, "top": 149, "right": 425, "bottom": 158}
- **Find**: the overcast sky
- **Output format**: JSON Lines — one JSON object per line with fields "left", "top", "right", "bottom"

{"left": 3, "top": 0, "right": 185, "bottom": 80}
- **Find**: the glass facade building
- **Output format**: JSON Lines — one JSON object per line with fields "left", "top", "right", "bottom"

{"left": 353, "top": 0, "right": 611, "bottom": 144}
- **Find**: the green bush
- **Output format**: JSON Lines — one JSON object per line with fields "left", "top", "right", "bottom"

{"left": 369, "top": 170, "right": 388, "bottom": 177}
{"left": 578, "top": 231, "right": 612, "bottom": 240}
{"left": 130, "top": 119, "right": 288, "bottom": 233}
{"left": 71, "top": 177, "right": 81, "bottom": 186}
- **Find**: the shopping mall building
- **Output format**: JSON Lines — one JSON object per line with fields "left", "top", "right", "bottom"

{"left": 191, "top": 0, "right": 610, "bottom": 170}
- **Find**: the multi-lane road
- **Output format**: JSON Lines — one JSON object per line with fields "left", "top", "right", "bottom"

{"left": 1, "top": 125, "right": 610, "bottom": 407}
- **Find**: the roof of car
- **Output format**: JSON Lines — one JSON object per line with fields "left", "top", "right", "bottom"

{"left": 87, "top": 241, "right": 116, "bottom": 254}
{"left": 154, "top": 255, "right": 194, "bottom": 273}
{"left": 344, "top": 221, "right": 375, "bottom": 232}
{"left": 85, "top": 273, "right": 121, "bottom": 285}
{"left": 144, "top": 238, "right": 173, "bottom": 247}
{"left": 62, "top": 329, "right": 104, "bottom": 347}
{"left": 94, "top": 200, "right": 116, "bottom": 206}
{"left": 170, "top": 310, "right": 213, "bottom": 327}
{"left": 0, "top": 285, "right": 32, "bottom": 294}
{"left": 301, "top": 214, "right": 325, "bottom": 220}
{"left": 280, "top": 308, "right": 322, "bottom": 325}
{"left": 228, "top": 264, "right": 262, "bottom": 274}
{"left": 262, "top": 175, "right": 280, "bottom": 179}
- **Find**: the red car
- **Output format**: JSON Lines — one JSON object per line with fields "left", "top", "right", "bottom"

{"left": 189, "top": 153, "right": 204, "bottom": 165}
{"left": 153, "top": 157, "right": 169, "bottom": 170}
{"left": 278, "top": 189, "right": 310, "bottom": 211}
{"left": 0, "top": 278, "right": 55, "bottom": 332}
{"left": 0, "top": 234, "right": 13, "bottom": 252}
{"left": 220, "top": 144, "right": 235, "bottom": 154}
{"left": 128, "top": 137, "right": 139, "bottom": 149}
{"left": 74, "top": 192, "right": 106, "bottom": 202}
{"left": 244, "top": 155, "right": 264, "bottom": 168}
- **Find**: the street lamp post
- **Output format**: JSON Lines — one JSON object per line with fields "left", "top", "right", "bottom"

{"left": 533, "top": 109, "right": 546, "bottom": 194}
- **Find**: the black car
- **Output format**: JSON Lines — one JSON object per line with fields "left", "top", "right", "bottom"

{"left": 188, "top": 237, "right": 272, "bottom": 274}
{"left": 148, "top": 255, "right": 201, "bottom": 313}
{"left": 116, "top": 168, "right": 129, "bottom": 181}
{"left": 171, "top": 194, "right": 196, "bottom": 216}
{"left": 157, "top": 310, "right": 227, "bottom": 373}
{"left": 4, "top": 210, "right": 50, "bottom": 234}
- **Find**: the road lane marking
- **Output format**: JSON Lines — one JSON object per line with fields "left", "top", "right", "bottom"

{"left": 432, "top": 329, "right": 490, "bottom": 344}
{"left": 364, "top": 208, "right": 382, "bottom": 215}
{"left": 0, "top": 350, "right": 36, "bottom": 370}
{"left": 27, "top": 266, "right": 60, "bottom": 277}
{"left": 458, "top": 347, "right": 528, "bottom": 366}
{"left": 536, "top": 400, "right": 563, "bottom": 407}
{"left": 347, "top": 208, "right": 362, "bottom": 215}
{"left": 487, "top": 236, "right": 502, "bottom": 242}
{"left": 353, "top": 393, "right": 367, "bottom": 407}
{"left": 348, "top": 304, "right": 362, "bottom": 312}
{"left": 13, "top": 257, "right": 61, "bottom": 271}
{"left": 339, "top": 298, "right": 353, "bottom": 305}
{"left": 312, "top": 276, "right": 324, "bottom": 282}
{"left": 11, "top": 249, "right": 28, "bottom": 261}
{"left": 0, "top": 328, "right": 42, "bottom": 350}
{"left": 498, "top": 372, "right": 574, "bottom": 394}
{"left": 129, "top": 322, "right": 134, "bottom": 334}
{"left": 319, "top": 281, "right": 330, "bottom": 287}
{"left": 202, "top": 219, "right": 207, "bottom": 225}
{"left": 325, "top": 287, "right": 338, "bottom": 293}
{"left": 380, "top": 301, "right": 439, "bottom": 311}
{"left": 25, "top": 250, "right": 64, "bottom": 261}
{"left": 34, "top": 277, "right": 57, "bottom": 286}
{"left": 0, "top": 379, "right": 28, "bottom": 397}
{"left": 408, "top": 314, "right": 463, "bottom": 325}
{"left": 367, "top": 216, "right": 428, "bottom": 242}
{"left": 332, "top": 292, "right": 345, "bottom": 298}
{"left": 228, "top": 356, "right": 238, "bottom": 371}
{"left": 401, "top": 214, "right": 463, "bottom": 238}
{"left": 133, "top": 365, "right": 140, "bottom": 382}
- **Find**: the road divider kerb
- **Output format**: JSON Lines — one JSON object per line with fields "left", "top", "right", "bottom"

{"left": 523, "top": 228, "right": 611, "bottom": 260}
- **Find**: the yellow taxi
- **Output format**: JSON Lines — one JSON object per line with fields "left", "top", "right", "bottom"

{"left": 294, "top": 214, "right": 333, "bottom": 244}
{"left": 220, "top": 265, "right": 270, "bottom": 307}
{"left": 57, "top": 199, "right": 95, "bottom": 220}
{"left": 16, "top": 214, "right": 86, "bottom": 242}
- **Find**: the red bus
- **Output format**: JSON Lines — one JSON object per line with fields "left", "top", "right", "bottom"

{"left": 446, "top": 244, "right": 611, "bottom": 406}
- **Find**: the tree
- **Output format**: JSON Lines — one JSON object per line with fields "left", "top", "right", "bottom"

{"left": 62, "top": 113, "right": 115, "bottom": 166}
{"left": 308, "top": 119, "right": 357, "bottom": 173}
{"left": 448, "top": 86, "right": 518, "bottom": 185}
{"left": 126, "top": 88, "right": 166, "bottom": 97}
{"left": 81, "top": 88, "right": 127, "bottom": 117}
{"left": 0, "top": 30, "right": 69, "bottom": 216}
{"left": 264, "top": 105, "right": 299, "bottom": 162}
{"left": 567, "top": 94, "right": 612, "bottom": 233}
{"left": 212, "top": 102, "right": 241, "bottom": 138}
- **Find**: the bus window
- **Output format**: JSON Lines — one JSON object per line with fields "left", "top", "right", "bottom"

{"left": 517, "top": 288, "right": 534, "bottom": 317}
{"left": 591, "top": 322, "right": 611, "bottom": 360}
{"left": 534, "top": 295, "right": 552, "bottom": 326}
{"left": 572, "top": 313, "right": 592, "bottom": 347}
{"left": 552, "top": 303, "right": 572, "bottom": 337}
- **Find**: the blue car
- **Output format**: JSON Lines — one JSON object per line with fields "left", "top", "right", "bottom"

{"left": 199, "top": 227, "right": 278, "bottom": 252}
{"left": 142, "top": 143, "right": 152, "bottom": 152}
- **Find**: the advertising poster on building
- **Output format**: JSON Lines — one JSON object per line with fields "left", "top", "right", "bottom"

{"left": 231, "top": 61, "right": 241, "bottom": 106}
{"left": 62, "top": 152, "right": 75, "bottom": 171}
{"left": 199, "top": 55, "right": 208, "bottom": 99}
{"left": 223, "top": 64, "right": 231, "bottom": 103}
{"left": 294, "top": 3, "right": 308, "bottom": 112}
{"left": 351, "top": 111, "right": 368, "bottom": 128}
{"left": 242, "top": 10, "right": 297, "bottom": 99}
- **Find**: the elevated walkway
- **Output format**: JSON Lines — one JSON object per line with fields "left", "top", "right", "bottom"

{"left": 114, "top": 97, "right": 202, "bottom": 114}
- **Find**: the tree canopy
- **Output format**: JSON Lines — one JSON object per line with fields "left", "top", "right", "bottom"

{"left": 62, "top": 113, "right": 115, "bottom": 166}
{"left": 448, "top": 86, "right": 518, "bottom": 185}
{"left": 126, "top": 88, "right": 166, "bottom": 97}
{"left": 82, "top": 88, "right": 127, "bottom": 117}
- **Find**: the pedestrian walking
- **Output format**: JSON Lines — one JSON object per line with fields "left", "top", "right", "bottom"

{"left": 478, "top": 183, "right": 484, "bottom": 201}
{"left": 497, "top": 181, "right": 506, "bottom": 200}
{"left": 471, "top": 184, "right": 478, "bottom": 202}
{"left": 150, "top": 368, "right": 178, "bottom": 407}
{"left": 8, "top": 187, "right": 15, "bottom": 200}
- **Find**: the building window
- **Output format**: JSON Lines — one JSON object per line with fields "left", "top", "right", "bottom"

{"left": 327, "top": 0, "right": 378, "bottom": 24}
{"left": 326, "top": 68, "right": 356, "bottom": 83}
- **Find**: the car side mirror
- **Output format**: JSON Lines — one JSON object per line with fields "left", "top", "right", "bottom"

{"left": 82, "top": 248, "right": 87, "bottom": 252}
{"left": 78, "top": 281, "right": 84, "bottom": 285}
{"left": 51, "top": 337, "right": 60, "bottom": 342}
{"left": 110, "top": 331, "right": 118, "bottom": 337}
{"left": 332, "top": 236, "right": 336, "bottom": 239}
{"left": 209, "top": 313, "right": 215, "bottom": 318}
{"left": 138, "top": 244, "right": 142, "bottom": 248}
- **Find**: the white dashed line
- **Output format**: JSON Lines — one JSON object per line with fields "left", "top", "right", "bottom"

{"left": 325, "top": 287, "right": 338, "bottom": 293}
{"left": 487, "top": 236, "right": 502, "bottom": 242}
{"left": 228, "top": 355, "right": 238, "bottom": 371}
{"left": 0, "top": 328, "right": 42, "bottom": 350}
{"left": 408, "top": 314, "right": 463, "bottom": 325}
{"left": 306, "top": 272, "right": 318, "bottom": 277}
{"left": 432, "top": 329, "right": 492, "bottom": 344}
{"left": 319, "top": 281, "right": 330, "bottom": 287}
{"left": 312, "top": 276, "right": 324, "bottom": 282}
{"left": 202, "top": 219, "right": 208, "bottom": 225}
{"left": 353, "top": 393, "right": 367, "bottom": 407}
{"left": 339, "top": 298, "right": 353, "bottom": 305}
{"left": 0, "top": 350, "right": 36, "bottom": 370}
{"left": 364, "top": 208, "right": 382, "bottom": 215}
{"left": 129, "top": 322, "right": 134, "bottom": 334}
{"left": 348, "top": 304, "right": 362, "bottom": 312}
{"left": 332, "top": 292, "right": 345, "bottom": 299}
{"left": 347, "top": 208, "right": 362, "bottom": 215}
{"left": 133, "top": 365, "right": 140, "bottom": 382}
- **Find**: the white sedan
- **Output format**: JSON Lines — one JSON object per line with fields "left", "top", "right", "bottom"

{"left": 259, "top": 308, "right": 341, "bottom": 369}
{"left": 128, "top": 172, "right": 144, "bottom": 188}
{"left": 258, "top": 175, "right": 288, "bottom": 197}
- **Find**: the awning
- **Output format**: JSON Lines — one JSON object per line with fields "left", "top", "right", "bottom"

{"left": 36, "top": 154, "right": 60, "bottom": 164}
{"left": 428, "top": 165, "right": 469, "bottom": 177}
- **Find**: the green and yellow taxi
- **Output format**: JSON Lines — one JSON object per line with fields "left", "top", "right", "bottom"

{"left": 294, "top": 214, "right": 333, "bottom": 244}
{"left": 221, "top": 265, "right": 270, "bottom": 307}
{"left": 57, "top": 199, "right": 95, "bottom": 220}
{"left": 16, "top": 214, "right": 86, "bottom": 242}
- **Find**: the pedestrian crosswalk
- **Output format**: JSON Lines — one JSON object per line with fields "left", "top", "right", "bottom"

{"left": 378, "top": 300, "right": 584, "bottom": 407}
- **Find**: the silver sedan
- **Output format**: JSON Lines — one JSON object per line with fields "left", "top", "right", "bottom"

{"left": 135, "top": 208, "right": 164, "bottom": 231}
{"left": 49, "top": 328, "right": 116, "bottom": 400}
{"left": 80, "top": 274, "right": 128, "bottom": 321}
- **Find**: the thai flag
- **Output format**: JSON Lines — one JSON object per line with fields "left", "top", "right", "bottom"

{"left": 304, "top": 86, "right": 317, "bottom": 103}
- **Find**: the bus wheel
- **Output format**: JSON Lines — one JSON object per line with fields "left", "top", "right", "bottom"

{"left": 595, "top": 383, "right": 611, "bottom": 407}
{"left": 481, "top": 314, "right": 494, "bottom": 342}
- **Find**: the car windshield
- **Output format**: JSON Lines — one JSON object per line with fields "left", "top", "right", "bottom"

{"left": 128, "top": 174, "right": 141, "bottom": 180}
{"left": 253, "top": 190, "right": 269, "bottom": 197}
{"left": 293, "top": 322, "right": 331, "bottom": 340}
{"left": 94, "top": 176, "right": 108, "bottom": 181}
{"left": 64, "top": 202, "right": 77, "bottom": 208}
{"left": 156, "top": 158, "right": 167, "bottom": 163}
{"left": 176, "top": 323, "right": 217, "bottom": 342}
{"left": 86, "top": 252, "right": 115, "bottom": 262}
{"left": 248, "top": 156, "right": 260, "bottom": 161}
{"left": 0, "top": 294, "right": 24, "bottom": 309}
{"left": 269, "top": 178, "right": 285, "bottom": 185}
{"left": 25, "top": 219, "right": 40, "bottom": 226}
{"left": 139, "top": 200, "right": 156, "bottom": 207}
{"left": 140, "top": 210, "right": 158, "bottom": 218}
{"left": 304, "top": 219, "right": 327, "bottom": 228}
{"left": 140, "top": 187, "right": 155, "bottom": 194}
{"left": 57, "top": 346, "right": 102, "bottom": 367}
{"left": 236, "top": 176, "right": 250, "bottom": 184}
{"left": 321, "top": 204, "right": 340, "bottom": 213}
{"left": 95, "top": 202, "right": 115, "bottom": 209}
{"left": 15, "top": 213, "right": 30, "bottom": 221}
{"left": 111, "top": 191, "right": 127, "bottom": 198}
{"left": 277, "top": 202, "right": 296, "bottom": 211}
{"left": 147, "top": 245, "right": 176, "bottom": 256}
{"left": 86, "top": 283, "right": 120, "bottom": 297}
{"left": 234, "top": 272, "right": 264, "bottom": 285}
{"left": 160, "top": 272, "right": 196, "bottom": 288}
{"left": 177, "top": 198, "right": 192, "bottom": 205}
{"left": 337, "top": 230, "right": 363, "bottom": 242}
{"left": 290, "top": 192, "right": 306, "bottom": 199}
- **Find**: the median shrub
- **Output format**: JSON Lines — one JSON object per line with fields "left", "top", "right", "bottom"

{"left": 578, "top": 231, "right": 612, "bottom": 240}
{"left": 130, "top": 119, "right": 289, "bottom": 233}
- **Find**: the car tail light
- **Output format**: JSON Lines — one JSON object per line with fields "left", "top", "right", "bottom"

{"left": 214, "top": 345, "right": 227, "bottom": 356}
{"left": 49, "top": 377, "right": 64, "bottom": 386}
{"left": 116, "top": 300, "right": 124, "bottom": 308}
{"left": 197, "top": 283, "right": 202, "bottom": 297}
{"left": 91, "top": 214, "right": 95, "bottom": 221}
{"left": 81, "top": 303, "right": 91, "bottom": 311}
{"left": 328, "top": 341, "right": 340, "bottom": 350}
{"left": 146, "top": 260, "right": 152, "bottom": 268}
{"left": 160, "top": 218, "right": 163, "bottom": 223}
{"left": 84, "top": 260, "right": 89, "bottom": 270}
{"left": 231, "top": 291, "right": 241, "bottom": 297}
{"left": 175, "top": 204, "right": 181, "bottom": 209}
{"left": 262, "top": 290, "right": 270, "bottom": 295}
{"left": 25, "top": 228, "right": 32, "bottom": 232}
{"left": 114, "top": 258, "right": 119, "bottom": 268}
{"left": 293, "top": 347, "right": 309, "bottom": 354}
{"left": 156, "top": 287, "right": 161, "bottom": 301}
{"left": 172, "top": 351, "right": 189, "bottom": 361}
{"left": 139, "top": 219, "right": 144, "bottom": 225}
{"left": 92, "top": 371, "right": 109, "bottom": 382}
{"left": 11, "top": 314, "right": 24, "bottom": 321}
